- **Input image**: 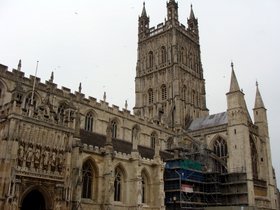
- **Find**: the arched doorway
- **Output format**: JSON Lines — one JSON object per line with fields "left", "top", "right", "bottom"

{"left": 21, "top": 190, "right": 46, "bottom": 210}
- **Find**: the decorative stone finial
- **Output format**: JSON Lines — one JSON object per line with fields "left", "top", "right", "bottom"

{"left": 17, "top": 59, "right": 22, "bottom": 71}
{"left": 103, "top": 91, "right": 106, "bottom": 102}
{"left": 49, "top": 71, "right": 54, "bottom": 83}
{"left": 231, "top": 61, "right": 234, "bottom": 71}
{"left": 125, "top": 100, "right": 128, "bottom": 110}
{"left": 79, "top": 82, "right": 82, "bottom": 93}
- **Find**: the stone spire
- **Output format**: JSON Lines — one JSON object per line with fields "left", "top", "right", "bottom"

{"left": 254, "top": 81, "right": 265, "bottom": 109}
{"left": 229, "top": 62, "right": 240, "bottom": 92}
{"left": 189, "top": 4, "right": 195, "bottom": 19}
{"left": 141, "top": 2, "right": 147, "bottom": 17}
{"left": 49, "top": 71, "right": 54, "bottom": 83}
{"left": 78, "top": 82, "right": 82, "bottom": 93}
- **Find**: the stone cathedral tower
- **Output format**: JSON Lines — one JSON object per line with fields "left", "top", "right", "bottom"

{"left": 134, "top": 1, "right": 208, "bottom": 129}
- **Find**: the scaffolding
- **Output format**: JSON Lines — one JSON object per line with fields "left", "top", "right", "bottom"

{"left": 164, "top": 158, "right": 249, "bottom": 210}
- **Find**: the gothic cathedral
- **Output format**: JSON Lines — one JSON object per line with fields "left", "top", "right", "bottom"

{"left": 0, "top": 1, "right": 278, "bottom": 210}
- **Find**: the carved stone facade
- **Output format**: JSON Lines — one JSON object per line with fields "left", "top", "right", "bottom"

{"left": 0, "top": 1, "right": 278, "bottom": 210}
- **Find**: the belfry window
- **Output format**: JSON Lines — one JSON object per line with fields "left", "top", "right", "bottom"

{"left": 148, "top": 51, "right": 154, "bottom": 68}
{"left": 161, "top": 46, "right": 167, "bottom": 63}
{"left": 85, "top": 112, "right": 94, "bottom": 132}
{"left": 161, "top": 85, "right": 167, "bottom": 101}
{"left": 82, "top": 161, "right": 93, "bottom": 199}
{"left": 213, "top": 137, "right": 228, "bottom": 173}
{"left": 148, "top": 89, "right": 153, "bottom": 104}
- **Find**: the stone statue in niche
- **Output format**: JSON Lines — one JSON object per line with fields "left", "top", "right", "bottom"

{"left": 34, "top": 147, "right": 41, "bottom": 169}
{"left": 50, "top": 151, "right": 56, "bottom": 171}
{"left": 25, "top": 145, "right": 33, "bottom": 168}
{"left": 18, "top": 144, "right": 24, "bottom": 166}
{"left": 42, "top": 149, "right": 49, "bottom": 170}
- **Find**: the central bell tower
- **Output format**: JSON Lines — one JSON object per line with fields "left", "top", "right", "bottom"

{"left": 134, "top": 1, "right": 208, "bottom": 129}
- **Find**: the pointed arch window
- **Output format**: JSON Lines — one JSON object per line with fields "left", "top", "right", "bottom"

{"left": 82, "top": 161, "right": 94, "bottom": 199}
{"left": 161, "top": 85, "right": 167, "bottom": 101}
{"left": 112, "top": 120, "right": 118, "bottom": 138}
{"left": 250, "top": 138, "right": 258, "bottom": 179}
{"left": 148, "top": 51, "right": 154, "bottom": 68}
{"left": 85, "top": 112, "right": 94, "bottom": 132}
{"left": 24, "top": 93, "right": 38, "bottom": 110}
{"left": 114, "top": 167, "right": 123, "bottom": 201}
{"left": 161, "top": 46, "right": 167, "bottom": 64}
{"left": 213, "top": 137, "right": 228, "bottom": 173}
{"left": 167, "top": 137, "right": 173, "bottom": 150}
{"left": 141, "top": 172, "right": 149, "bottom": 204}
{"left": 148, "top": 88, "right": 153, "bottom": 104}
{"left": 150, "top": 132, "right": 157, "bottom": 149}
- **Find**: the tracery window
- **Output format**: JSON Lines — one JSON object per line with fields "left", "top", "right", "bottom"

{"left": 85, "top": 112, "right": 94, "bottom": 132}
{"left": 213, "top": 137, "right": 228, "bottom": 173}
{"left": 148, "top": 51, "right": 154, "bottom": 68}
{"left": 148, "top": 89, "right": 153, "bottom": 104}
{"left": 161, "top": 85, "right": 167, "bottom": 101}
{"left": 114, "top": 167, "right": 123, "bottom": 201}
{"left": 82, "top": 161, "right": 93, "bottom": 199}
{"left": 250, "top": 138, "right": 258, "bottom": 179}
{"left": 161, "top": 46, "right": 167, "bottom": 63}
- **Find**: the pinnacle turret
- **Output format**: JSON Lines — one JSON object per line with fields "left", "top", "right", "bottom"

{"left": 141, "top": 2, "right": 147, "bottom": 17}
{"left": 229, "top": 62, "right": 240, "bottom": 92}
{"left": 254, "top": 82, "right": 265, "bottom": 109}
{"left": 189, "top": 4, "right": 195, "bottom": 19}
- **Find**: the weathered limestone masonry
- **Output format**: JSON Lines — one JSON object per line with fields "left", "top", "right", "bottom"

{"left": 0, "top": 1, "right": 279, "bottom": 210}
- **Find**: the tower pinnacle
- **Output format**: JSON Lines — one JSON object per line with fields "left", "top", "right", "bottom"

{"left": 254, "top": 81, "right": 265, "bottom": 109}
{"left": 229, "top": 62, "right": 240, "bottom": 92}
{"left": 141, "top": 2, "right": 147, "bottom": 17}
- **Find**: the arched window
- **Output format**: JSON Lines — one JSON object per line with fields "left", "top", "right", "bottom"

{"left": 161, "top": 85, "right": 167, "bottom": 101}
{"left": 161, "top": 46, "right": 167, "bottom": 64}
{"left": 141, "top": 171, "right": 149, "bottom": 204}
{"left": 250, "top": 138, "right": 258, "bottom": 179}
{"left": 148, "top": 51, "right": 153, "bottom": 68}
{"left": 82, "top": 161, "right": 93, "bottom": 199}
{"left": 85, "top": 112, "right": 94, "bottom": 132}
{"left": 114, "top": 167, "right": 124, "bottom": 201}
{"left": 112, "top": 120, "right": 118, "bottom": 138}
{"left": 24, "top": 93, "right": 38, "bottom": 110}
{"left": 148, "top": 89, "right": 153, "bottom": 104}
{"left": 167, "top": 137, "right": 173, "bottom": 150}
{"left": 213, "top": 137, "right": 228, "bottom": 173}
{"left": 150, "top": 132, "right": 157, "bottom": 149}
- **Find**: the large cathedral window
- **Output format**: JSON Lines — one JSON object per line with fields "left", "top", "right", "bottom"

{"left": 148, "top": 89, "right": 153, "bottom": 104}
{"left": 250, "top": 138, "right": 258, "bottom": 179}
{"left": 213, "top": 137, "right": 228, "bottom": 173}
{"left": 85, "top": 112, "right": 94, "bottom": 132}
{"left": 82, "top": 160, "right": 94, "bottom": 199}
{"left": 161, "top": 85, "right": 167, "bottom": 101}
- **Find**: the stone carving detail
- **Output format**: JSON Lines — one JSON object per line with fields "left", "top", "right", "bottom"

{"left": 17, "top": 142, "right": 65, "bottom": 174}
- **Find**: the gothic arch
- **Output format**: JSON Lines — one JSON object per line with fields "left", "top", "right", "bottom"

{"left": 210, "top": 135, "right": 228, "bottom": 173}
{"left": 110, "top": 117, "right": 120, "bottom": 139}
{"left": 150, "top": 131, "right": 158, "bottom": 149}
{"left": 250, "top": 135, "right": 258, "bottom": 179}
{"left": 84, "top": 110, "right": 97, "bottom": 132}
{"left": 166, "top": 137, "right": 174, "bottom": 150}
{"left": 114, "top": 163, "right": 127, "bottom": 203}
{"left": 141, "top": 168, "right": 151, "bottom": 204}
{"left": 81, "top": 158, "right": 99, "bottom": 200}
{"left": 23, "top": 91, "right": 41, "bottom": 110}
{"left": 20, "top": 185, "right": 53, "bottom": 210}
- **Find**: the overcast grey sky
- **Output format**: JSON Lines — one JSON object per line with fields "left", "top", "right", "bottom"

{"left": 0, "top": 0, "right": 279, "bottom": 185}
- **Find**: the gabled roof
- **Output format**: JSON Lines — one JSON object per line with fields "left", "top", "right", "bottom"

{"left": 187, "top": 112, "right": 227, "bottom": 131}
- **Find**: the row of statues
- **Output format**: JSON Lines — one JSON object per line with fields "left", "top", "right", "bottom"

{"left": 18, "top": 143, "right": 65, "bottom": 173}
